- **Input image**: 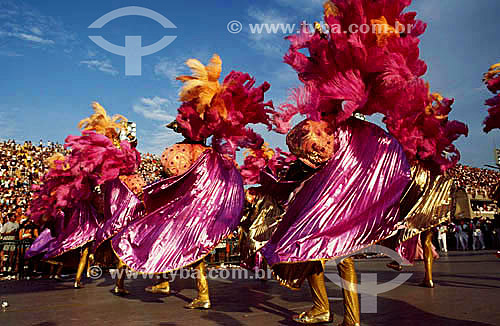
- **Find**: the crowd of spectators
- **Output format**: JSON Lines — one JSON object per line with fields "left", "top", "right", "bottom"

{"left": 0, "top": 139, "right": 163, "bottom": 220}
{"left": 439, "top": 218, "right": 500, "bottom": 252}
{"left": 448, "top": 164, "right": 500, "bottom": 199}
{"left": 137, "top": 153, "right": 163, "bottom": 184}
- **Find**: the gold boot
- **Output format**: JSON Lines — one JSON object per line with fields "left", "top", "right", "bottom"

{"left": 74, "top": 245, "right": 89, "bottom": 289}
{"left": 145, "top": 281, "right": 171, "bottom": 295}
{"left": 185, "top": 261, "right": 211, "bottom": 309}
{"left": 421, "top": 231, "right": 435, "bottom": 288}
{"left": 113, "top": 259, "right": 130, "bottom": 295}
{"left": 292, "top": 263, "right": 331, "bottom": 324}
{"left": 292, "top": 267, "right": 331, "bottom": 324}
{"left": 337, "top": 257, "right": 360, "bottom": 326}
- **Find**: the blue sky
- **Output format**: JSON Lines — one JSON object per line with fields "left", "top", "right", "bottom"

{"left": 1, "top": 0, "right": 500, "bottom": 168}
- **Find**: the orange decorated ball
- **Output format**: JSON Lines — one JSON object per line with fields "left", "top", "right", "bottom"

{"left": 161, "top": 143, "right": 209, "bottom": 177}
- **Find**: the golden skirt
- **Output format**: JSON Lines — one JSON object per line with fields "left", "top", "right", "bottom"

{"left": 397, "top": 164, "right": 453, "bottom": 243}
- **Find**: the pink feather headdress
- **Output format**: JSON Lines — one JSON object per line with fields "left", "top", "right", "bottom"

{"left": 28, "top": 103, "right": 141, "bottom": 226}
{"left": 274, "top": 0, "right": 467, "bottom": 173}
{"left": 174, "top": 54, "right": 274, "bottom": 158}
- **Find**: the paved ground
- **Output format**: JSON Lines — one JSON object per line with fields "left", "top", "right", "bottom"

{"left": 0, "top": 251, "right": 499, "bottom": 326}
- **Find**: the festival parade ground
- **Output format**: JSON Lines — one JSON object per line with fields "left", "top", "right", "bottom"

{"left": 1, "top": 251, "right": 499, "bottom": 326}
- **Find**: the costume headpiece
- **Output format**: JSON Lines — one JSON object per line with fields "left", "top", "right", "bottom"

{"left": 29, "top": 103, "right": 140, "bottom": 227}
{"left": 273, "top": 0, "right": 467, "bottom": 172}
{"left": 481, "top": 61, "right": 500, "bottom": 133}
{"left": 78, "top": 102, "right": 127, "bottom": 143}
{"left": 173, "top": 54, "right": 274, "bottom": 158}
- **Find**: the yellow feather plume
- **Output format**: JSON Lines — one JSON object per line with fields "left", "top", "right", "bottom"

{"left": 483, "top": 61, "right": 500, "bottom": 83}
{"left": 323, "top": 1, "right": 339, "bottom": 17}
{"left": 176, "top": 54, "right": 223, "bottom": 118}
{"left": 78, "top": 102, "right": 127, "bottom": 141}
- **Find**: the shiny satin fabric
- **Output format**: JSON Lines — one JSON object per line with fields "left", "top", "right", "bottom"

{"left": 262, "top": 118, "right": 411, "bottom": 266}
{"left": 398, "top": 164, "right": 453, "bottom": 243}
{"left": 43, "top": 203, "right": 100, "bottom": 259}
{"left": 239, "top": 188, "right": 284, "bottom": 268}
{"left": 111, "top": 150, "right": 244, "bottom": 273}
{"left": 394, "top": 165, "right": 453, "bottom": 263}
{"left": 25, "top": 228, "right": 54, "bottom": 259}
{"left": 93, "top": 178, "right": 145, "bottom": 250}
{"left": 396, "top": 230, "right": 440, "bottom": 266}
{"left": 307, "top": 264, "right": 330, "bottom": 315}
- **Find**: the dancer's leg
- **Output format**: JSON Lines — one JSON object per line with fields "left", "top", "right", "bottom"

{"left": 113, "top": 259, "right": 130, "bottom": 295}
{"left": 74, "top": 245, "right": 89, "bottom": 288}
{"left": 292, "top": 265, "right": 331, "bottom": 324}
{"left": 337, "top": 257, "right": 360, "bottom": 326}
{"left": 185, "top": 260, "right": 210, "bottom": 309}
{"left": 422, "top": 230, "right": 434, "bottom": 288}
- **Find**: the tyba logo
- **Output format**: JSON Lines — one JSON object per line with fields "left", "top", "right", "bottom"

{"left": 88, "top": 6, "right": 177, "bottom": 76}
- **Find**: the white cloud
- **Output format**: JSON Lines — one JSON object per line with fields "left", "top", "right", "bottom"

{"left": 87, "top": 49, "right": 97, "bottom": 58}
{"left": 80, "top": 60, "right": 119, "bottom": 76}
{"left": 247, "top": 7, "right": 293, "bottom": 41}
{"left": 15, "top": 32, "right": 54, "bottom": 44}
{"left": 0, "top": 0, "right": 76, "bottom": 51}
{"left": 133, "top": 97, "right": 176, "bottom": 122}
{"left": 138, "top": 124, "right": 182, "bottom": 155}
{"left": 154, "top": 59, "right": 185, "bottom": 82}
{"left": 248, "top": 7, "right": 291, "bottom": 24}
{"left": 245, "top": 7, "right": 294, "bottom": 56}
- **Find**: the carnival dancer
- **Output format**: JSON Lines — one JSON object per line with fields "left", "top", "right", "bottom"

{"left": 90, "top": 121, "right": 147, "bottom": 295}
{"left": 28, "top": 103, "right": 141, "bottom": 289}
{"left": 242, "top": 1, "right": 467, "bottom": 324}
{"left": 111, "top": 54, "right": 274, "bottom": 309}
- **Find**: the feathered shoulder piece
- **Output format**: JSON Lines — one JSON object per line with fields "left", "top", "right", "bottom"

{"left": 481, "top": 62, "right": 500, "bottom": 133}
{"left": 28, "top": 103, "right": 141, "bottom": 226}
{"left": 174, "top": 54, "right": 274, "bottom": 158}
{"left": 273, "top": 0, "right": 467, "bottom": 173}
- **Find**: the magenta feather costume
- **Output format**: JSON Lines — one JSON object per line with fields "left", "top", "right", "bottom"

{"left": 28, "top": 117, "right": 141, "bottom": 260}
{"left": 236, "top": 0, "right": 468, "bottom": 288}
{"left": 111, "top": 55, "right": 275, "bottom": 273}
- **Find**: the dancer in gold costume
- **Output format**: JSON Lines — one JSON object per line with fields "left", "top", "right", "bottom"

{"left": 386, "top": 164, "right": 454, "bottom": 288}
